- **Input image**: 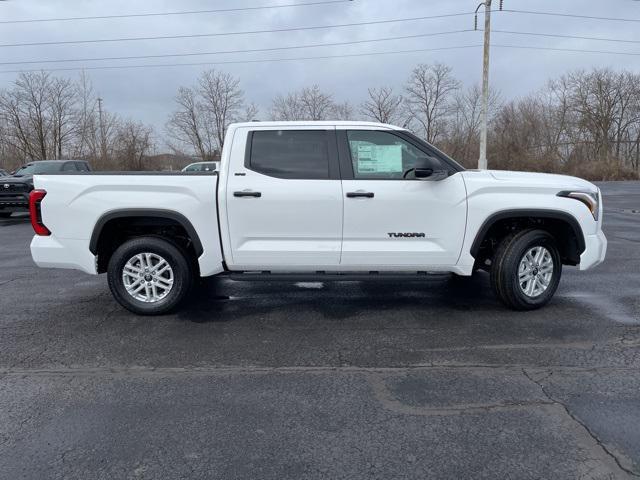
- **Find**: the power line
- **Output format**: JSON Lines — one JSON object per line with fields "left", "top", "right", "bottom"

{"left": 0, "top": 0, "right": 351, "bottom": 25}
{"left": 494, "top": 29, "right": 640, "bottom": 45}
{"left": 501, "top": 9, "right": 640, "bottom": 23}
{"left": 0, "top": 26, "right": 634, "bottom": 63}
{"left": 2, "top": 42, "right": 640, "bottom": 76}
{"left": 0, "top": 29, "right": 476, "bottom": 66}
{"left": 492, "top": 43, "right": 640, "bottom": 57}
{"left": 2, "top": 5, "right": 639, "bottom": 26}
{"left": 0, "top": 45, "right": 484, "bottom": 74}
{"left": 0, "top": 13, "right": 476, "bottom": 48}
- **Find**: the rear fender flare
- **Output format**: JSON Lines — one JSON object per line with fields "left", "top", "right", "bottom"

{"left": 89, "top": 209, "right": 204, "bottom": 257}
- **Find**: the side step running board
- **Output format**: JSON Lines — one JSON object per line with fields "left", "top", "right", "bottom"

{"left": 222, "top": 271, "right": 449, "bottom": 282}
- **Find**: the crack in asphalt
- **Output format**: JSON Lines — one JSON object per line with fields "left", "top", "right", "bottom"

{"left": 0, "top": 277, "right": 22, "bottom": 287}
{"left": 364, "top": 372, "right": 555, "bottom": 416}
{"left": 522, "top": 369, "right": 640, "bottom": 479}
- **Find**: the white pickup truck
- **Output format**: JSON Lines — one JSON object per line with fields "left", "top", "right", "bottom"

{"left": 29, "top": 121, "right": 607, "bottom": 315}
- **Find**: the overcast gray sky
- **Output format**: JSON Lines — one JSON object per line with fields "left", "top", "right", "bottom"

{"left": 1, "top": 0, "right": 639, "bottom": 147}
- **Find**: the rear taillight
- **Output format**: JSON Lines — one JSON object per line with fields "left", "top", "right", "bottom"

{"left": 29, "top": 189, "right": 50, "bottom": 236}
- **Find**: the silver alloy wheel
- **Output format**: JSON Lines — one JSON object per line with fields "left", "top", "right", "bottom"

{"left": 122, "top": 253, "right": 174, "bottom": 303}
{"left": 518, "top": 246, "right": 554, "bottom": 298}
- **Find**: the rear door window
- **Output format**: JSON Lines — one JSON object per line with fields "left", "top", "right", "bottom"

{"left": 248, "top": 130, "right": 331, "bottom": 179}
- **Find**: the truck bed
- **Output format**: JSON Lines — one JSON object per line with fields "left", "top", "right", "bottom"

{"left": 31, "top": 172, "right": 224, "bottom": 276}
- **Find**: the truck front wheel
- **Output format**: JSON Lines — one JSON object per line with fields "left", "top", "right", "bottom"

{"left": 490, "top": 229, "right": 562, "bottom": 310}
{"left": 107, "top": 236, "right": 193, "bottom": 315}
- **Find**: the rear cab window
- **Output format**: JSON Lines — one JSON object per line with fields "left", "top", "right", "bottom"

{"left": 246, "top": 130, "right": 339, "bottom": 179}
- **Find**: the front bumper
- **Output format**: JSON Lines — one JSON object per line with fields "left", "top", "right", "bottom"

{"left": 0, "top": 193, "right": 29, "bottom": 211}
{"left": 579, "top": 230, "right": 607, "bottom": 270}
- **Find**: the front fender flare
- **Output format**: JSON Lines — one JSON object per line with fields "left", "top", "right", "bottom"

{"left": 469, "top": 209, "right": 586, "bottom": 259}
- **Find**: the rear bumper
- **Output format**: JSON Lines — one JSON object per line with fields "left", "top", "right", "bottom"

{"left": 579, "top": 230, "right": 607, "bottom": 270}
{"left": 30, "top": 235, "right": 97, "bottom": 274}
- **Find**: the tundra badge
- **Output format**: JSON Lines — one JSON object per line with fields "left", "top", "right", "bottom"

{"left": 387, "top": 232, "right": 426, "bottom": 238}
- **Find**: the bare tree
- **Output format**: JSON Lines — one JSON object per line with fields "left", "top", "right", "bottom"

{"left": 444, "top": 85, "right": 500, "bottom": 165}
{"left": 17, "top": 72, "right": 53, "bottom": 159}
{"left": 166, "top": 69, "right": 251, "bottom": 158}
{"left": 299, "top": 85, "right": 334, "bottom": 120}
{"left": 166, "top": 87, "right": 215, "bottom": 161}
{"left": 404, "top": 63, "right": 461, "bottom": 143}
{"left": 198, "top": 70, "right": 245, "bottom": 151}
{"left": 49, "top": 77, "right": 77, "bottom": 159}
{"left": 0, "top": 86, "right": 34, "bottom": 160}
{"left": 0, "top": 72, "right": 82, "bottom": 164}
{"left": 270, "top": 92, "right": 305, "bottom": 121}
{"left": 242, "top": 102, "right": 260, "bottom": 122}
{"left": 270, "top": 85, "right": 336, "bottom": 120}
{"left": 115, "top": 120, "right": 154, "bottom": 170}
{"left": 360, "top": 87, "right": 403, "bottom": 124}
{"left": 73, "top": 72, "right": 99, "bottom": 160}
{"left": 332, "top": 100, "right": 355, "bottom": 121}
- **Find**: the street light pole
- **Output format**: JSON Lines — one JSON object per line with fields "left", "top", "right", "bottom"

{"left": 477, "top": 0, "right": 492, "bottom": 170}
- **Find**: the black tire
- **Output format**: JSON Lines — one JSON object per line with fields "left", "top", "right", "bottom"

{"left": 490, "top": 229, "right": 562, "bottom": 310}
{"left": 107, "top": 236, "right": 193, "bottom": 315}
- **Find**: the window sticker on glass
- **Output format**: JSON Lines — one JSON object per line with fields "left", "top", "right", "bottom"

{"left": 356, "top": 144, "right": 403, "bottom": 174}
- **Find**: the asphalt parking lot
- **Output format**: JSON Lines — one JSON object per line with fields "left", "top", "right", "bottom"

{"left": 1, "top": 182, "right": 639, "bottom": 479}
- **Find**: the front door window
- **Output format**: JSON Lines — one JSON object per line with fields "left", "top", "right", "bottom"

{"left": 347, "top": 130, "right": 433, "bottom": 180}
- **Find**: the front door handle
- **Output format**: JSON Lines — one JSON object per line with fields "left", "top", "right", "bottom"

{"left": 346, "top": 191, "right": 374, "bottom": 198}
{"left": 234, "top": 191, "right": 262, "bottom": 198}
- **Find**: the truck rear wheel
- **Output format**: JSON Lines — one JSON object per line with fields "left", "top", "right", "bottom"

{"left": 107, "top": 236, "right": 193, "bottom": 315}
{"left": 490, "top": 229, "right": 562, "bottom": 310}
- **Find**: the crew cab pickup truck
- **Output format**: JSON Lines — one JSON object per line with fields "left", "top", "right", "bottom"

{"left": 29, "top": 121, "right": 607, "bottom": 315}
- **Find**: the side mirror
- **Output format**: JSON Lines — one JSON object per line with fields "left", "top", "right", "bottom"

{"left": 405, "top": 157, "right": 448, "bottom": 181}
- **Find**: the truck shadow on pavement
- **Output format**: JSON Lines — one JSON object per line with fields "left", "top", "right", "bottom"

{"left": 178, "top": 273, "right": 516, "bottom": 324}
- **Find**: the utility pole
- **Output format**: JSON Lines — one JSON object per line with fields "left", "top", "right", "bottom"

{"left": 476, "top": 0, "right": 492, "bottom": 169}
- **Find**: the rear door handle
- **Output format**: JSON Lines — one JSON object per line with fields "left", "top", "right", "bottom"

{"left": 346, "top": 192, "right": 374, "bottom": 198}
{"left": 233, "top": 191, "right": 262, "bottom": 198}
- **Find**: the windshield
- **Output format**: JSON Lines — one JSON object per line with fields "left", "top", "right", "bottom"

{"left": 13, "top": 163, "right": 63, "bottom": 176}
{"left": 402, "top": 131, "right": 465, "bottom": 172}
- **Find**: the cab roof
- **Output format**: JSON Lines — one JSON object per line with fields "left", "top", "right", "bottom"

{"left": 228, "top": 121, "right": 405, "bottom": 130}
{"left": 24, "top": 160, "right": 85, "bottom": 164}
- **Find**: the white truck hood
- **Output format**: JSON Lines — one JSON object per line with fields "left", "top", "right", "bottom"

{"left": 486, "top": 170, "right": 597, "bottom": 192}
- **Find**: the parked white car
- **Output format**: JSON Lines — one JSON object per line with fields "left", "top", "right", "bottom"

{"left": 29, "top": 121, "right": 606, "bottom": 315}
{"left": 182, "top": 161, "right": 218, "bottom": 172}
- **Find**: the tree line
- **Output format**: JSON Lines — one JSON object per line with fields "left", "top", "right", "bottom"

{"left": 0, "top": 72, "right": 153, "bottom": 172}
{"left": 1, "top": 64, "right": 639, "bottom": 179}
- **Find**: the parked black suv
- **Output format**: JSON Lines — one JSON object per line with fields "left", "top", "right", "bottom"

{"left": 0, "top": 160, "right": 91, "bottom": 218}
